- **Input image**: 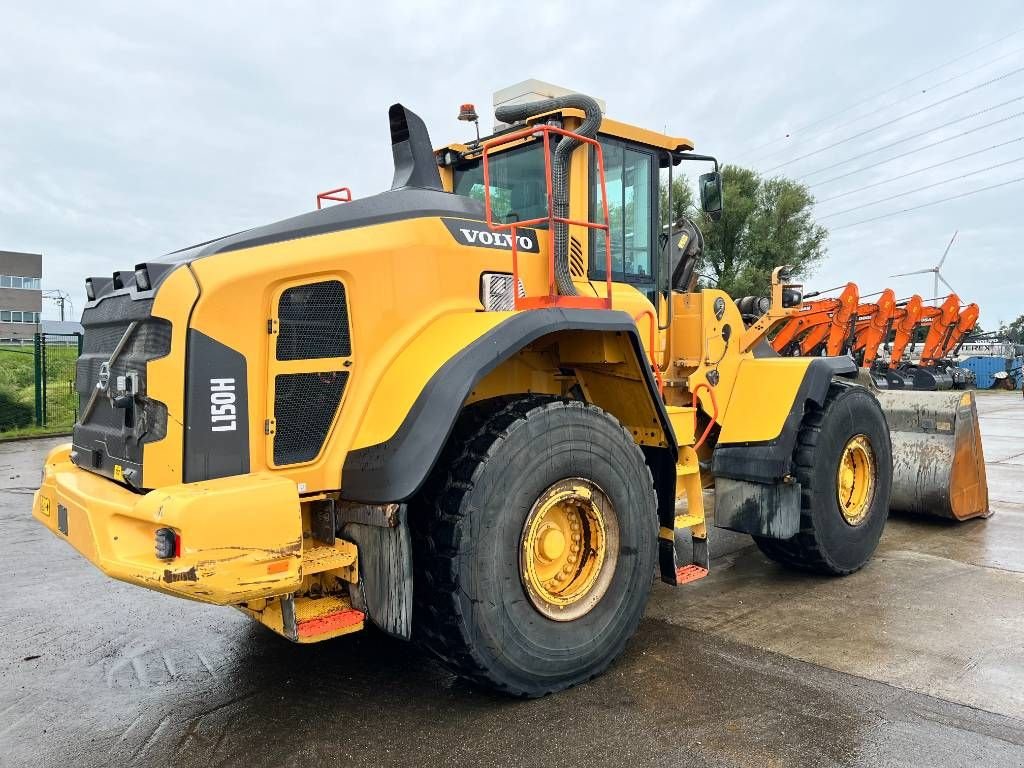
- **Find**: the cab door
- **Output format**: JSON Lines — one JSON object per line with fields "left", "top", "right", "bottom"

{"left": 587, "top": 136, "right": 663, "bottom": 357}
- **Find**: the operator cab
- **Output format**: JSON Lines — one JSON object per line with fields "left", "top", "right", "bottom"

{"left": 436, "top": 108, "right": 722, "bottom": 303}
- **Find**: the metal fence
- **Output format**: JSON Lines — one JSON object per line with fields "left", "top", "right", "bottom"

{"left": 0, "top": 332, "right": 82, "bottom": 435}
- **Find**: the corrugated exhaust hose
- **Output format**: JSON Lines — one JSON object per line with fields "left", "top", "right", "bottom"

{"left": 494, "top": 94, "right": 603, "bottom": 297}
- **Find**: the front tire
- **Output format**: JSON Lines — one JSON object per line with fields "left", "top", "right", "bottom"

{"left": 409, "top": 397, "right": 658, "bottom": 697}
{"left": 755, "top": 381, "right": 893, "bottom": 575}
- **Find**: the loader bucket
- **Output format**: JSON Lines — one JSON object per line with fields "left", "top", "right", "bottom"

{"left": 873, "top": 388, "right": 990, "bottom": 521}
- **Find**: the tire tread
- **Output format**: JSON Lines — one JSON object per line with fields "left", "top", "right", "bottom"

{"left": 409, "top": 395, "right": 655, "bottom": 696}
{"left": 755, "top": 380, "right": 873, "bottom": 575}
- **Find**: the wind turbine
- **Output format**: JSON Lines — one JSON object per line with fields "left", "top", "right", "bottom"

{"left": 890, "top": 230, "right": 958, "bottom": 305}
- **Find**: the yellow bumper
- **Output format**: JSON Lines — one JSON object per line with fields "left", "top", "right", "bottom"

{"left": 32, "top": 444, "right": 303, "bottom": 605}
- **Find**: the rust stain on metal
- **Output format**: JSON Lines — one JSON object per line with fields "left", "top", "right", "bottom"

{"left": 162, "top": 566, "right": 198, "bottom": 583}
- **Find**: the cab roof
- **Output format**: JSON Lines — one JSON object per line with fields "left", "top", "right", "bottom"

{"left": 439, "top": 107, "right": 694, "bottom": 159}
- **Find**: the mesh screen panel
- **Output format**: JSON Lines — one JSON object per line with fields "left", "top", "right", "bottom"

{"left": 276, "top": 280, "right": 351, "bottom": 361}
{"left": 273, "top": 371, "right": 348, "bottom": 465}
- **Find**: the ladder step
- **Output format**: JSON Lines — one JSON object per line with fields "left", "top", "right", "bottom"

{"left": 294, "top": 596, "right": 364, "bottom": 641}
{"left": 302, "top": 541, "right": 357, "bottom": 575}
{"left": 673, "top": 513, "right": 704, "bottom": 529}
{"left": 674, "top": 564, "right": 709, "bottom": 584}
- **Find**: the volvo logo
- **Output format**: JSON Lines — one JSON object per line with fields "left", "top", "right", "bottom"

{"left": 97, "top": 362, "right": 111, "bottom": 390}
{"left": 441, "top": 218, "right": 541, "bottom": 253}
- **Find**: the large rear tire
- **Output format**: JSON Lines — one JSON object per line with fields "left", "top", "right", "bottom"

{"left": 409, "top": 397, "right": 658, "bottom": 697}
{"left": 754, "top": 381, "right": 892, "bottom": 575}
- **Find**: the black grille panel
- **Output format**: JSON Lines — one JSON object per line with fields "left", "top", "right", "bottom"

{"left": 276, "top": 280, "right": 351, "bottom": 361}
{"left": 273, "top": 371, "right": 348, "bottom": 465}
{"left": 72, "top": 293, "right": 173, "bottom": 488}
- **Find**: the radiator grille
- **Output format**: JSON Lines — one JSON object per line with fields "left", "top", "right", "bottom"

{"left": 273, "top": 371, "right": 349, "bottom": 465}
{"left": 276, "top": 280, "right": 351, "bottom": 361}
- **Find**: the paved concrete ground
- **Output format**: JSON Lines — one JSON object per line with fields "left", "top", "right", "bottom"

{"left": 2, "top": 393, "right": 1023, "bottom": 767}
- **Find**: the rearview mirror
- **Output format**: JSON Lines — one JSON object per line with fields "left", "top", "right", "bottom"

{"left": 699, "top": 171, "right": 723, "bottom": 221}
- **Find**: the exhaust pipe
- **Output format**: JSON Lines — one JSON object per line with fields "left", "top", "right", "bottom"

{"left": 494, "top": 94, "right": 603, "bottom": 296}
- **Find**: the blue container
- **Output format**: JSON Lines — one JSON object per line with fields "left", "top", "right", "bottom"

{"left": 959, "top": 356, "right": 1023, "bottom": 389}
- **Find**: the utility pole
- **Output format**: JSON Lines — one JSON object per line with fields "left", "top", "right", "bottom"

{"left": 42, "top": 290, "right": 72, "bottom": 322}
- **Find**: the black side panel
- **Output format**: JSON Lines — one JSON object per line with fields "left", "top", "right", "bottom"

{"left": 184, "top": 331, "right": 250, "bottom": 482}
{"left": 711, "top": 356, "right": 857, "bottom": 484}
{"left": 72, "top": 293, "right": 171, "bottom": 490}
{"left": 341, "top": 309, "right": 676, "bottom": 504}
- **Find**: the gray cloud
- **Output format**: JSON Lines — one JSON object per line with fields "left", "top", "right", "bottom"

{"left": 1, "top": 0, "right": 1021, "bottom": 326}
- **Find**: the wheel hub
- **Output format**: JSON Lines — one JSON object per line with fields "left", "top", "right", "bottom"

{"left": 519, "top": 478, "right": 619, "bottom": 621}
{"left": 837, "top": 434, "right": 875, "bottom": 526}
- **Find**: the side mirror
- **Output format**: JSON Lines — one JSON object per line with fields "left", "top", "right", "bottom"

{"left": 699, "top": 171, "right": 723, "bottom": 222}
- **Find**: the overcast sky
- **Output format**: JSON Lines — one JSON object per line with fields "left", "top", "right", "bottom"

{"left": 2, "top": 1, "right": 1021, "bottom": 327}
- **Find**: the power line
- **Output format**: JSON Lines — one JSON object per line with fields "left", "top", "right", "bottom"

{"left": 747, "top": 43, "right": 1024, "bottom": 165}
{"left": 763, "top": 65, "right": 1024, "bottom": 172}
{"left": 830, "top": 175, "right": 1024, "bottom": 230}
{"left": 807, "top": 108, "right": 1024, "bottom": 187}
{"left": 798, "top": 96, "right": 1024, "bottom": 181}
{"left": 819, "top": 155, "right": 1024, "bottom": 219}
{"left": 738, "top": 27, "right": 1024, "bottom": 159}
{"left": 814, "top": 136, "right": 1024, "bottom": 203}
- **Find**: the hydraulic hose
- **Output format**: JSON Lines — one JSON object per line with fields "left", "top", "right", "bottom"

{"left": 494, "top": 94, "right": 603, "bottom": 296}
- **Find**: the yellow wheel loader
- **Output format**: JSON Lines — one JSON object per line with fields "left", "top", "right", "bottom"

{"left": 32, "top": 93, "right": 989, "bottom": 697}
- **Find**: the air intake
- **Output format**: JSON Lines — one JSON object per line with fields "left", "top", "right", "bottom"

{"left": 276, "top": 280, "right": 351, "bottom": 361}
{"left": 273, "top": 371, "right": 349, "bottom": 465}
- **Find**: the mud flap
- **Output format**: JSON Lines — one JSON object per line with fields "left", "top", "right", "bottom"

{"left": 875, "top": 388, "right": 990, "bottom": 520}
{"left": 342, "top": 505, "right": 413, "bottom": 639}
{"left": 714, "top": 477, "right": 802, "bottom": 539}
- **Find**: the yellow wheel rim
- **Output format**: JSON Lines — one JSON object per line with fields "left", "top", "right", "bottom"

{"left": 520, "top": 478, "right": 619, "bottom": 621}
{"left": 837, "top": 434, "right": 875, "bottom": 526}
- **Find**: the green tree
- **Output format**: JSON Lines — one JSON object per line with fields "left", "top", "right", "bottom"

{"left": 1006, "top": 314, "right": 1024, "bottom": 344}
{"left": 660, "top": 165, "right": 827, "bottom": 297}
{"left": 659, "top": 176, "right": 695, "bottom": 225}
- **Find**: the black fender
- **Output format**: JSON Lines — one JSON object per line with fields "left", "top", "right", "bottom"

{"left": 340, "top": 308, "right": 676, "bottom": 503}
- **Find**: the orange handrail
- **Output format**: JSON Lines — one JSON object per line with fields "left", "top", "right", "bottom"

{"left": 316, "top": 186, "right": 352, "bottom": 209}
{"left": 481, "top": 124, "right": 613, "bottom": 311}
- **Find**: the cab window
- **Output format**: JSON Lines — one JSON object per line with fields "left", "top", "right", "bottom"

{"left": 452, "top": 142, "right": 549, "bottom": 225}
{"left": 589, "top": 137, "right": 656, "bottom": 285}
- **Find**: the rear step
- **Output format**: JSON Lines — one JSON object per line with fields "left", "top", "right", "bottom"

{"left": 238, "top": 594, "right": 365, "bottom": 643}
{"left": 237, "top": 538, "right": 363, "bottom": 643}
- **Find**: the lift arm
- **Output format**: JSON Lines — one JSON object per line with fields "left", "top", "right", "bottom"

{"left": 919, "top": 295, "right": 962, "bottom": 365}
{"left": 850, "top": 289, "right": 896, "bottom": 367}
{"left": 888, "top": 294, "right": 924, "bottom": 368}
